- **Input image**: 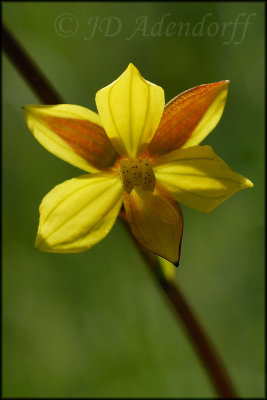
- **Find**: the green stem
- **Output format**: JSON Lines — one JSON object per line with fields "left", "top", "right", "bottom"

{"left": 3, "top": 23, "right": 238, "bottom": 398}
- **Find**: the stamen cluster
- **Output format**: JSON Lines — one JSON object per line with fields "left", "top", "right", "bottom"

{"left": 120, "top": 158, "right": 155, "bottom": 194}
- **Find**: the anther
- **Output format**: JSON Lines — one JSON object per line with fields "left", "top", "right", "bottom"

{"left": 120, "top": 158, "right": 156, "bottom": 194}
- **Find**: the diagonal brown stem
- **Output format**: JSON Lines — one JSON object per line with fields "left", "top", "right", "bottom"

{"left": 119, "top": 212, "right": 238, "bottom": 398}
{"left": 2, "top": 23, "right": 238, "bottom": 398}
{"left": 2, "top": 24, "right": 63, "bottom": 104}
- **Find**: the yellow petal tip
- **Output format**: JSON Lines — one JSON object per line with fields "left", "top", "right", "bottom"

{"left": 216, "top": 80, "right": 230, "bottom": 87}
{"left": 219, "top": 80, "right": 230, "bottom": 91}
{"left": 245, "top": 178, "right": 254, "bottom": 188}
{"left": 34, "top": 234, "right": 47, "bottom": 252}
{"left": 124, "top": 62, "right": 142, "bottom": 79}
{"left": 34, "top": 230, "right": 54, "bottom": 253}
{"left": 127, "top": 62, "right": 137, "bottom": 70}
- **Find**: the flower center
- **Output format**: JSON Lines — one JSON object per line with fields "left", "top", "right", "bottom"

{"left": 120, "top": 158, "right": 156, "bottom": 194}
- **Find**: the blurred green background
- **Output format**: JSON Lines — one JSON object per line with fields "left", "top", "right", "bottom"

{"left": 2, "top": 2, "right": 264, "bottom": 398}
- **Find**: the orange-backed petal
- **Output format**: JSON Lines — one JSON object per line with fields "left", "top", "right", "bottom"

{"left": 124, "top": 183, "right": 183, "bottom": 265}
{"left": 146, "top": 81, "right": 229, "bottom": 158}
{"left": 24, "top": 104, "right": 118, "bottom": 173}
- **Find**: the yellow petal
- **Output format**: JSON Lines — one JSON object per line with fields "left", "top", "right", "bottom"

{"left": 35, "top": 173, "right": 123, "bottom": 252}
{"left": 153, "top": 145, "right": 253, "bottom": 212}
{"left": 124, "top": 183, "right": 183, "bottom": 265}
{"left": 95, "top": 63, "right": 165, "bottom": 158}
{"left": 146, "top": 81, "right": 229, "bottom": 158}
{"left": 24, "top": 104, "right": 118, "bottom": 173}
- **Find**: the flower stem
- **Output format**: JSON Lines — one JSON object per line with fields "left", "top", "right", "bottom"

{"left": 2, "top": 24, "right": 63, "bottom": 104}
{"left": 119, "top": 213, "right": 238, "bottom": 398}
{"left": 3, "top": 23, "right": 238, "bottom": 398}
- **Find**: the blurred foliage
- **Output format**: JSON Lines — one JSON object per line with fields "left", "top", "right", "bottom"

{"left": 2, "top": 2, "right": 264, "bottom": 398}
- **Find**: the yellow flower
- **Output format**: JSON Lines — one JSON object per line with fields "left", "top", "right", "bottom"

{"left": 24, "top": 63, "right": 253, "bottom": 266}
